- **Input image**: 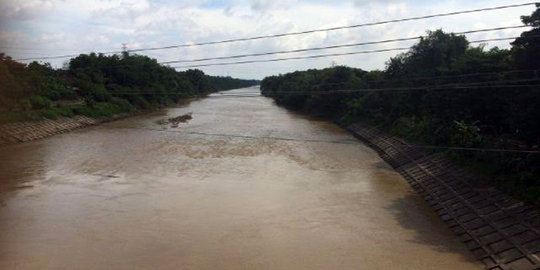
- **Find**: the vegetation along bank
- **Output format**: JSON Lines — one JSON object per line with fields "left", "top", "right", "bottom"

{"left": 0, "top": 52, "right": 258, "bottom": 125}
{"left": 261, "top": 5, "right": 540, "bottom": 206}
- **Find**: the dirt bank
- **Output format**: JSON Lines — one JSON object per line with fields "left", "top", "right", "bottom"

{"left": 0, "top": 114, "right": 131, "bottom": 145}
{"left": 347, "top": 122, "right": 540, "bottom": 270}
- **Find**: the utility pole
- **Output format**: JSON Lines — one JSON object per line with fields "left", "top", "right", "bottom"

{"left": 121, "top": 43, "right": 128, "bottom": 62}
{"left": 121, "top": 43, "right": 127, "bottom": 83}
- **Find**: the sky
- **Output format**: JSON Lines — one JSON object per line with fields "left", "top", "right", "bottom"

{"left": 0, "top": 0, "right": 536, "bottom": 79}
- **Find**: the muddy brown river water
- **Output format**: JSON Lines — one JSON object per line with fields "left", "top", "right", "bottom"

{"left": 0, "top": 87, "right": 482, "bottom": 269}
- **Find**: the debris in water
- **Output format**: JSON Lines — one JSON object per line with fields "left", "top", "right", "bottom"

{"left": 155, "top": 119, "right": 168, "bottom": 125}
{"left": 155, "top": 113, "right": 192, "bottom": 128}
{"left": 91, "top": 173, "right": 120, "bottom": 179}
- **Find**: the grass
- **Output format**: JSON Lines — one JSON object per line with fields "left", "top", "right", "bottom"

{"left": 446, "top": 151, "right": 540, "bottom": 207}
{"left": 0, "top": 111, "right": 35, "bottom": 124}
{"left": 385, "top": 117, "right": 540, "bottom": 207}
{"left": 0, "top": 99, "right": 137, "bottom": 124}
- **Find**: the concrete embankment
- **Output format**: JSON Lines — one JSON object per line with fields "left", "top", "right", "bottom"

{"left": 347, "top": 122, "right": 540, "bottom": 270}
{"left": 0, "top": 114, "right": 129, "bottom": 145}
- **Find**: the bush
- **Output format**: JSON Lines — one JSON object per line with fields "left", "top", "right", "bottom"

{"left": 29, "top": 95, "right": 52, "bottom": 110}
{"left": 18, "top": 98, "right": 32, "bottom": 111}
{"left": 72, "top": 101, "right": 133, "bottom": 118}
{"left": 450, "top": 120, "right": 484, "bottom": 147}
{"left": 42, "top": 109, "right": 59, "bottom": 119}
{"left": 0, "top": 111, "right": 29, "bottom": 124}
{"left": 390, "top": 116, "right": 439, "bottom": 143}
{"left": 111, "top": 97, "right": 135, "bottom": 112}
{"left": 339, "top": 96, "right": 366, "bottom": 124}
{"left": 127, "top": 95, "right": 151, "bottom": 109}
{"left": 89, "top": 84, "right": 112, "bottom": 102}
{"left": 41, "top": 106, "right": 74, "bottom": 120}
{"left": 45, "top": 83, "right": 77, "bottom": 101}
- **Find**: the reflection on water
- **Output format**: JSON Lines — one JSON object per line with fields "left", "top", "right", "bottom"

{"left": 0, "top": 87, "right": 481, "bottom": 269}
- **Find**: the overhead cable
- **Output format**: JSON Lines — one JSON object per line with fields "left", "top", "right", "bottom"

{"left": 13, "top": 2, "right": 536, "bottom": 61}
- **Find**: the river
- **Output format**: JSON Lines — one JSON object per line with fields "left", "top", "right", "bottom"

{"left": 0, "top": 87, "right": 481, "bottom": 269}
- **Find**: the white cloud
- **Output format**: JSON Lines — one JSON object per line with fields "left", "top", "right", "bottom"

{"left": 354, "top": 0, "right": 397, "bottom": 6}
{"left": 250, "top": 0, "right": 297, "bottom": 12}
{"left": 0, "top": 0, "right": 55, "bottom": 20}
{"left": 40, "top": 32, "right": 65, "bottom": 42}
{"left": 0, "top": 0, "right": 536, "bottom": 79}
{"left": 92, "top": 0, "right": 151, "bottom": 20}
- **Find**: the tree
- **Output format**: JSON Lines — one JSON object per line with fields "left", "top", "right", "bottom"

{"left": 511, "top": 3, "right": 540, "bottom": 69}
{"left": 385, "top": 30, "right": 469, "bottom": 78}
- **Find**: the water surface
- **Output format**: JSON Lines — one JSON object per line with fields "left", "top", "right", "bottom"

{"left": 0, "top": 87, "right": 481, "bottom": 269}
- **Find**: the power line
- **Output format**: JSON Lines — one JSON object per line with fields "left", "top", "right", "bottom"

{"left": 171, "top": 47, "right": 405, "bottom": 68}
{"left": 263, "top": 78, "right": 540, "bottom": 94}
{"left": 161, "top": 25, "right": 529, "bottom": 64}
{"left": 115, "top": 127, "right": 540, "bottom": 154}
{"left": 60, "top": 38, "right": 537, "bottom": 77}
{"left": 122, "top": 127, "right": 361, "bottom": 145}
{"left": 14, "top": 50, "right": 121, "bottom": 61}
{"left": 172, "top": 36, "right": 526, "bottom": 69}
{"left": 104, "top": 79, "right": 540, "bottom": 96}
{"left": 66, "top": 69, "right": 540, "bottom": 100}
{"left": 0, "top": 45, "right": 118, "bottom": 53}
{"left": 13, "top": 2, "right": 537, "bottom": 61}
{"left": 102, "top": 2, "right": 540, "bottom": 52}
{"left": 107, "top": 77, "right": 540, "bottom": 94}
{"left": 311, "top": 69, "right": 540, "bottom": 88}
{"left": 261, "top": 84, "right": 540, "bottom": 95}
{"left": 62, "top": 26, "right": 532, "bottom": 71}
{"left": 410, "top": 145, "right": 540, "bottom": 154}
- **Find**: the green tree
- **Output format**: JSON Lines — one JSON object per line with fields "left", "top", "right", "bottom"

{"left": 512, "top": 3, "right": 540, "bottom": 69}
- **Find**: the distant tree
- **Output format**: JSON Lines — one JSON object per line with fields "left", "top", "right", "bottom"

{"left": 386, "top": 30, "right": 469, "bottom": 78}
{"left": 0, "top": 51, "right": 257, "bottom": 117}
{"left": 0, "top": 59, "right": 23, "bottom": 104}
{"left": 511, "top": 3, "right": 540, "bottom": 69}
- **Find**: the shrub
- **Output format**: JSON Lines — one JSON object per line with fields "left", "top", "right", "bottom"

{"left": 89, "top": 84, "right": 112, "bottom": 102}
{"left": 42, "top": 109, "right": 59, "bottom": 119}
{"left": 0, "top": 111, "right": 29, "bottom": 124}
{"left": 29, "top": 95, "right": 52, "bottom": 110}
{"left": 450, "top": 120, "right": 484, "bottom": 147}
{"left": 41, "top": 106, "right": 74, "bottom": 120}
{"left": 111, "top": 97, "right": 135, "bottom": 112}
{"left": 18, "top": 98, "right": 32, "bottom": 111}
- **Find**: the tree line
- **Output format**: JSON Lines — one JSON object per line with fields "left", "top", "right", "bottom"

{"left": 0, "top": 52, "right": 258, "bottom": 121}
{"left": 261, "top": 5, "right": 540, "bottom": 205}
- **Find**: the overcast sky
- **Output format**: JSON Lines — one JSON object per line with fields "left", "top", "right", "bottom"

{"left": 0, "top": 0, "right": 536, "bottom": 79}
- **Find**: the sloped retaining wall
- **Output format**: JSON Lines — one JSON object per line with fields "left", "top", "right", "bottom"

{"left": 347, "top": 122, "right": 540, "bottom": 270}
{"left": 0, "top": 114, "right": 131, "bottom": 145}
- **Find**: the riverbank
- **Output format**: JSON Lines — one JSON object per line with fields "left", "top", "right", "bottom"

{"left": 0, "top": 96, "right": 202, "bottom": 145}
{"left": 347, "top": 122, "right": 540, "bottom": 270}
{"left": 0, "top": 52, "right": 258, "bottom": 146}
{"left": 0, "top": 113, "right": 133, "bottom": 145}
